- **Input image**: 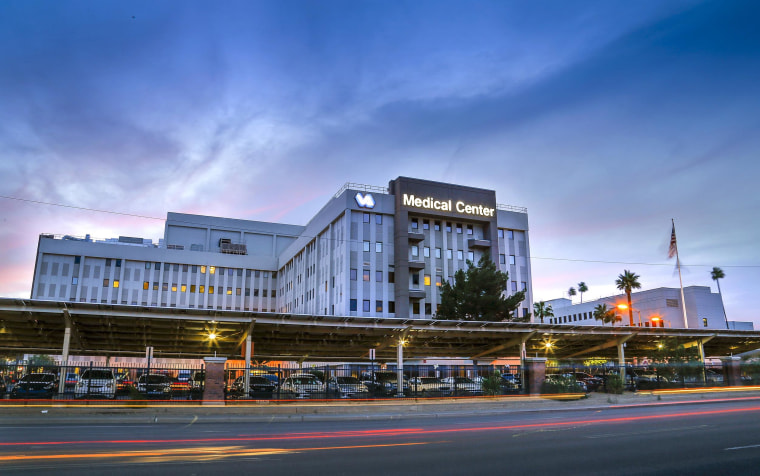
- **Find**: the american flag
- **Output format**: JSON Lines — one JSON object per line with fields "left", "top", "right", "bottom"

{"left": 668, "top": 221, "right": 677, "bottom": 259}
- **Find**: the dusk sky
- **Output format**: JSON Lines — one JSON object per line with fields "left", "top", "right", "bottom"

{"left": 1, "top": 1, "right": 758, "bottom": 325}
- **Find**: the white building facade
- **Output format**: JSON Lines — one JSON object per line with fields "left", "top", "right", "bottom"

{"left": 544, "top": 286, "right": 744, "bottom": 330}
{"left": 31, "top": 177, "right": 533, "bottom": 320}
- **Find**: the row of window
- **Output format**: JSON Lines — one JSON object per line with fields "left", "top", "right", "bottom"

{"left": 350, "top": 299, "right": 396, "bottom": 313}
{"left": 406, "top": 219, "right": 516, "bottom": 240}
{"left": 101, "top": 279, "right": 275, "bottom": 297}
{"left": 350, "top": 269, "right": 396, "bottom": 283}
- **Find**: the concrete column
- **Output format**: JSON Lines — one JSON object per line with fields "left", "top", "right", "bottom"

{"left": 618, "top": 342, "right": 626, "bottom": 387}
{"left": 203, "top": 357, "right": 227, "bottom": 405}
{"left": 524, "top": 357, "right": 547, "bottom": 396}
{"left": 244, "top": 333, "right": 252, "bottom": 396}
{"left": 58, "top": 325, "right": 72, "bottom": 395}
{"left": 721, "top": 356, "right": 742, "bottom": 386}
{"left": 396, "top": 341, "right": 404, "bottom": 397}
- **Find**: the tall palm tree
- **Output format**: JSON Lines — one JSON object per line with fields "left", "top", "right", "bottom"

{"left": 615, "top": 270, "right": 641, "bottom": 326}
{"left": 577, "top": 282, "right": 588, "bottom": 303}
{"left": 533, "top": 301, "right": 554, "bottom": 324}
{"left": 568, "top": 287, "right": 576, "bottom": 302}
{"left": 711, "top": 267, "right": 729, "bottom": 329}
{"left": 593, "top": 303, "right": 619, "bottom": 326}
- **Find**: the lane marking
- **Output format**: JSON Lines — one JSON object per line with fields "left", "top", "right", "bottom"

{"left": 725, "top": 444, "right": 760, "bottom": 451}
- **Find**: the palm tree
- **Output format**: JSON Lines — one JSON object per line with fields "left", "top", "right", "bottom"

{"left": 711, "top": 267, "right": 729, "bottom": 329}
{"left": 593, "top": 304, "right": 619, "bottom": 326}
{"left": 533, "top": 301, "right": 554, "bottom": 324}
{"left": 577, "top": 282, "right": 588, "bottom": 303}
{"left": 615, "top": 270, "right": 641, "bottom": 326}
{"left": 568, "top": 287, "right": 576, "bottom": 302}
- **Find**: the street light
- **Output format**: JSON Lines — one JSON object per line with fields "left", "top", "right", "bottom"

{"left": 616, "top": 304, "right": 641, "bottom": 327}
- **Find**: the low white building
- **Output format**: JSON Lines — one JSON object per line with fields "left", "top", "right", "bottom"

{"left": 544, "top": 286, "right": 746, "bottom": 330}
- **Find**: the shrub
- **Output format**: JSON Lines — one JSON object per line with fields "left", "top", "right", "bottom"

{"left": 541, "top": 375, "right": 585, "bottom": 394}
{"left": 605, "top": 374, "right": 624, "bottom": 394}
{"left": 481, "top": 372, "right": 502, "bottom": 396}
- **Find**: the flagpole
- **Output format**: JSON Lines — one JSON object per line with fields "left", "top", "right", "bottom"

{"left": 672, "top": 219, "right": 689, "bottom": 328}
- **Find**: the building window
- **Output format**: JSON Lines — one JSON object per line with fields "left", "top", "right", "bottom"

{"left": 200, "top": 265, "right": 207, "bottom": 274}
{"left": 447, "top": 249, "right": 453, "bottom": 259}
{"left": 74, "top": 256, "right": 81, "bottom": 264}
{"left": 424, "top": 275, "right": 431, "bottom": 286}
{"left": 467, "top": 225, "right": 473, "bottom": 235}
{"left": 115, "top": 259, "right": 122, "bottom": 267}
{"left": 153, "top": 282, "right": 159, "bottom": 290}
{"left": 508, "top": 230, "right": 514, "bottom": 239}
{"left": 376, "top": 242, "right": 382, "bottom": 253}
{"left": 253, "top": 289, "right": 259, "bottom": 297}
{"left": 228, "top": 268, "right": 234, "bottom": 276}
{"left": 425, "top": 303, "right": 432, "bottom": 315}
{"left": 388, "top": 271, "right": 395, "bottom": 283}
{"left": 236, "top": 288, "right": 241, "bottom": 296}
{"left": 468, "top": 251, "right": 474, "bottom": 261}
{"left": 155, "top": 262, "right": 161, "bottom": 270}
{"left": 457, "top": 250, "right": 463, "bottom": 260}
{"left": 511, "top": 281, "right": 517, "bottom": 292}
{"left": 423, "top": 247, "right": 430, "bottom": 258}
{"left": 105, "top": 258, "right": 112, "bottom": 267}
{"left": 72, "top": 277, "right": 78, "bottom": 285}
{"left": 521, "top": 282, "right": 527, "bottom": 291}
{"left": 143, "top": 281, "right": 149, "bottom": 290}
{"left": 183, "top": 264, "right": 189, "bottom": 272}
{"left": 510, "top": 255, "right": 516, "bottom": 265}
{"left": 499, "top": 254, "right": 506, "bottom": 264}
{"left": 171, "top": 284, "right": 177, "bottom": 292}
{"left": 411, "top": 219, "right": 418, "bottom": 230}
{"left": 113, "top": 280, "right": 119, "bottom": 288}
{"left": 376, "top": 271, "right": 383, "bottom": 282}
{"left": 350, "top": 299, "right": 357, "bottom": 312}
{"left": 209, "top": 286, "right": 215, "bottom": 294}
{"left": 434, "top": 221, "right": 441, "bottom": 231}
{"left": 703, "top": 318, "right": 708, "bottom": 327}
{"left": 498, "top": 229, "right": 504, "bottom": 238}
{"left": 190, "top": 284, "right": 196, "bottom": 293}
{"left": 209, "top": 266, "right": 216, "bottom": 274}
{"left": 436, "top": 275, "right": 442, "bottom": 287}
{"left": 145, "top": 262, "right": 151, "bottom": 269}
{"left": 376, "top": 300, "right": 383, "bottom": 312}
{"left": 363, "top": 300, "right": 370, "bottom": 312}
{"left": 389, "top": 301, "right": 395, "bottom": 313}
{"left": 376, "top": 214, "right": 382, "bottom": 225}
{"left": 350, "top": 269, "right": 357, "bottom": 281}
{"left": 163, "top": 282, "right": 169, "bottom": 291}
{"left": 412, "top": 273, "right": 419, "bottom": 286}
{"left": 363, "top": 213, "right": 370, "bottom": 223}
{"left": 200, "top": 285, "right": 205, "bottom": 293}
{"left": 412, "top": 302, "right": 420, "bottom": 315}
{"left": 435, "top": 248, "right": 442, "bottom": 259}
{"left": 363, "top": 270, "right": 370, "bottom": 281}
{"left": 456, "top": 224, "right": 462, "bottom": 234}
{"left": 263, "top": 290, "right": 268, "bottom": 297}
{"left": 227, "top": 287, "right": 232, "bottom": 295}
{"left": 411, "top": 246, "right": 419, "bottom": 258}
{"left": 244, "top": 288, "right": 250, "bottom": 296}
{"left": 363, "top": 241, "right": 370, "bottom": 252}
{"left": 423, "top": 220, "right": 429, "bottom": 230}
{"left": 103, "top": 279, "right": 109, "bottom": 287}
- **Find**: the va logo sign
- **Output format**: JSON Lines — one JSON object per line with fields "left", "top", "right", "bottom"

{"left": 355, "top": 192, "right": 375, "bottom": 209}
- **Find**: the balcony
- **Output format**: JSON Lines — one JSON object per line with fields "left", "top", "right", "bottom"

{"left": 408, "top": 289, "right": 426, "bottom": 299}
{"left": 467, "top": 239, "right": 491, "bottom": 249}
{"left": 408, "top": 260, "right": 426, "bottom": 270}
{"left": 408, "top": 232, "right": 425, "bottom": 242}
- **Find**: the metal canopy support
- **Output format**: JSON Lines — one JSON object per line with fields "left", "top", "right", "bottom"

{"left": 565, "top": 333, "right": 635, "bottom": 359}
{"left": 59, "top": 313, "right": 72, "bottom": 395}
{"left": 397, "top": 339, "right": 404, "bottom": 397}
{"left": 243, "top": 320, "right": 254, "bottom": 396}
{"left": 616, "top": 334, "right": 635, "bottom": 385}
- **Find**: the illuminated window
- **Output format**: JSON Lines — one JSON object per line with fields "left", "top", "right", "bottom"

{"left": 199, "top": 285, "right": 205, "bottom": 293}
{"left": 190, "top": 284, "right": 196, "bottom": 293}
{"left": 171, "top": 284, "right": 177, "bottom": 292}
{"left": 113, "top": 280, "right": 119, "bottom": 288}
{"left": 424, "top": 275, "right": 431, "bottom": 286}
{"left": 209, "top": 286, "right": 215, "bottom": 294}
{"left": 200, "top": 266, "right": 207, "bottom": 274}
{"left": 436, "top": 275, "right": 442, "bottom": 287}
{"left": 227, "top": 287, "right": 232, "bottom": 295}
{"left": 363, "top": 269, "right": 370, "bottom": 281}
{"left": 376, "top": 300, "right": 383, "bottom": 312}
{"left": 143, "top": 281, "right": 149, "bottom": 290}
{"left": 210, "top": 266, "right": 216, "bottom": 274}
{"left": 181, "top": 284, "right": 187, "bottom": 292}
{"left": 153, "top": 282, "right": 158, "bottom": 290}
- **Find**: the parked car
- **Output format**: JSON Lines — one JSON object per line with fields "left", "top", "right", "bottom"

{"left": 75, "top": 368, "right": 116, "bottom": 399}
{"left": 0, "top": 376, "right": 7, "bottom": 395}
{"left": 327, "top": 376, "right": 370, "bottom": 398}
{"left": 136, "top": 373, "right": 173, "bottom": 399}
{"left": 361, "top": 371, "right": 409, "bottom": 397}
{"left": 632, "top": 370, "right": 668, "bottom": 390}
{"left": 500, "top": 373, "right": 521, "bottom": 390}
{"left": 10, "top": 373, "right": 58, "bottom": 399}
{"left": 64, "top": 373, "right": 80, "bottom": 392}
{"left": 408, "top": 377, "right": 451, "bottom": 397}
{"left": 189, "top": 371, "right": 205, "bottom": 399}
{"left": 441, "top": 376, "right": 484, "bottom": 396}
{"left": 570, "top": 372, "right": 603, "bottom": 391}
{"left": 280, "top": 374, "right": 325, "bottom": 399}
{"left": 229, "top": 375, "right": 278, "bottom": 399}
{"left": 115, "top": 374, "right": 134, "bottom": 395}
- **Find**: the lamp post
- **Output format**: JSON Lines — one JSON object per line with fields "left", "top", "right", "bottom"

{"left": 616, "top": 304, "right": 641, "bottom": 327}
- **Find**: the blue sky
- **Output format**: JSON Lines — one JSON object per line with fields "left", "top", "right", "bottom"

{"left": 1, "top": 0, "right": 758, "bottom": 325}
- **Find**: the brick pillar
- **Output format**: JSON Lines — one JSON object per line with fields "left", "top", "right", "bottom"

{"left": 721, "top": 356, "right": 742, "bottom": 387}
{"left": 524, "top": 357, "right": 547, "bottom": 396}
{"left": 203, "top": 357, "right": 227, "bottom": 405}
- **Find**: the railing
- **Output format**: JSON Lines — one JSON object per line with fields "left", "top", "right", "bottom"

{"left": 496, "top": 204, "right": 528, "bottom": 213}
{"left": 334, "top": 182, "right": 389, "bottom": 199}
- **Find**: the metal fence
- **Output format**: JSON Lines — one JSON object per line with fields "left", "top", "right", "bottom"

{"left": 2, "top": 361, "right": 759, "bottom": 402}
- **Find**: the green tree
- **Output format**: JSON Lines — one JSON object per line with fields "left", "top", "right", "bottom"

{"left": 568, "top": 287, "right": 576, "bottom": 302}
{"left": 577, "top": 282, "right": 588, "bottom": 303}
{"left": 533, "top": 301, "right": 554, "bottom": 324}
{"left": 593, "top": 304, "right": 620, "bottom": 326}
{"left": 437, "top": 254, "right": 526, "bottom": 321}
{"left": 711, "top": 267, "right": 729, "bottom": 329}
{"left": 615, "top": 270, "right": 641, "bottom": 326}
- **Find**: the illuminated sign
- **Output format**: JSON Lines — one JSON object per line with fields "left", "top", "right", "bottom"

{"left": 402, "top": 194, "right": 494, "bottom": 217}
{"left": 355, "top": 192, "right": 376, "bottom": 209}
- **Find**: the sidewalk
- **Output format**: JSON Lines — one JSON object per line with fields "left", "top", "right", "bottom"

{"left": 3, "top": 387, "right": 760, "bottom": 425}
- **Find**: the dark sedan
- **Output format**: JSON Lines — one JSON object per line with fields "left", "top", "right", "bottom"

{"left": 10, "top": 373, "right": 58, "bottom": 399}
{"left": 229, "top": 375, "right": 277, "bottom": 399}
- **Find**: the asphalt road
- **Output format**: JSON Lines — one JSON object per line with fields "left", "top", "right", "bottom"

{"left": 3, "top": 399, "right": 760, "bottom": 475}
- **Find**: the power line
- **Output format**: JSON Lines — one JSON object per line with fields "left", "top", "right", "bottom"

{"left": 3, "top": 194, "right": 759, "bottom": 269}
